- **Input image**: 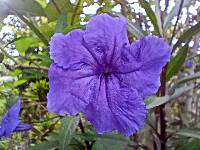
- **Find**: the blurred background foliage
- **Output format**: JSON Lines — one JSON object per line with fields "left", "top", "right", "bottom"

{"left": 0, "top": 0, "right": 200, "bottom": 149}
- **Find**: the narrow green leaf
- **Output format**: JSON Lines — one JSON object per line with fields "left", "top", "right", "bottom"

{"left": 176, "top": 139, "right": 200, "bottom": 150}
{"left": 55, "top": 12, "right": 68, "bottom": 33}
{"left": 30, "top": 141, "right": 58, "bottom": 150}
{"left": 45, "top": 0, "right": 73, "bottom": 22}
{"left": 167, "top": 72, "right": 200, "bottom": 94}
{"left": 167, "top": 129, "right": 200, "bottom": 139}
{"left": 167, "top": 43, "right": 189, "bottom": 80}
{"left": 173, "top": 22, "right": 200, "bottom": 50}
{"left": 92, "top": 133, "right": 130, "bottom": 150}
{"left": 164, "top": 0, "right": 192, "bottom": 31}
{"left": 176, "top": 71, "right": 200, "bottom": 85}
{"left": 155, "top": 0, "right": 163, "bottom": 36}
{"left": 1, "top": 0, "right": 45, "bottom": 17}
{"left": 146, "top": 84, "right": 194, "bottom": 109}
{"left": 128, "top": 21, "right": 146, "bottom": 39}
{"left": 59, "top": 116, "right": 79, "bottom": 150}
{"left": 116, "top": 14, "right": 146, "bottom": 38}
{"left": 139, "top": 0, "right": 161, "bottom": 35}
{"left": 22, "top": 69, "right": 47, "bottom": 80}
{"left": 13, "top": 79, "right": 27, "bottom": 87}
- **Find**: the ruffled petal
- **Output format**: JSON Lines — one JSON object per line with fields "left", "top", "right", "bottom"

{"left": 49, "top": 29, "right": 96, "bottom": 69}
{"left": 47, "top": 64, "right": 98, "bottom": 115}
{"left": 84, "top": 75, "right": 147, "bottom": 136}
{"left": 83, "top": 14, "right": 129, "bottom": 65}
{"left": 84, "top": 76, "right": 116, "bottom": 133}
{"left": 116, "top": 36, "right": 171, "bottom": 98}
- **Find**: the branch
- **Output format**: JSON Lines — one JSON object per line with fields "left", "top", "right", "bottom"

{"left": 169, "top": 0, "right": 184, "bottom": 46}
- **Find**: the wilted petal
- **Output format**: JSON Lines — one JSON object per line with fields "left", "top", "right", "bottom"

{"left": 47, "top": 64, "right": 97, "bottom": 115}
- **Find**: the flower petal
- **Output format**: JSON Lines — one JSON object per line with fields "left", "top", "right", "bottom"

{"left": 116, "top": 36, "right": 171, "bottom": 98}
{"left": 84, "top": 75, "right": 147, "bottom": 136}
{"left": 84, "top": 76, "right": 116, "bottom": 133}
{"left": 14, "top": 122, "right": 32, "bottom": 132}
{"left": 49, "top": 29, "right": 95, "bottom": 69}
{"left": 0, "top": 100, "right": 21, "bottom": 137}
{"left": 83, "top": 14, "right": 129, "bottom": 65}
{"left": 47, "top": 64, "right": 98, "bottom": 115}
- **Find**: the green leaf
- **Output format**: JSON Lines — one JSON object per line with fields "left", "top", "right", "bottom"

{"left": 30, "top": 141, "right": 58, "bottom": 150}
{"left": 59, "top": 116, "right": 79, "bottom": 150}
{"left": 31, "top": 53, "right": 51, "bottom": 67}
{"left": 146, "top": 84, "right": 194, "bottom": 109}
{"left": 76, "top": 132, "right": 97, "bottom": 141}
{"left": 15, "top": 37, "right": 39, "bottom": 56}
{"left": 116, "top": 14, "right": 146, "bottom": 38}
{"left": 145, "top": 96, "right": 157, "bottom": 105}
{"left": 55, "top": 12, "right": 68, "bottom": 33}
{"left": 13, "top": 79, "right": 27, "bottom": 87}
{"left": 163, "top": 0, "right": 192, "bottom": 31}
{"left": 173, "top": 22, "right": 200, "bottom": 50}
{"left": 167, "top": 43, "right": 189, "bottom": 80}
{"left": 155, "top": 0, "right": 163, "bottom": 36}
{"left": 167, "top": 129, "right": 200, "bottom": 139}
{"left": 139, "top": 0, "right": 161, "bottom": 35}
{"left": 92, "top": 133, "right": 130, "bottom": 150}
{"left": 18, "top": 14, "right": 49, "bottom": 45}
{"left": 45, "top": 0, "right": 73, "bottom": 22}
{"left": 1, "top": 0, "right": 45, "bottom": 17}
{"left": 38, "top": 23, "right": 55, "bottom": 41}
{"left": 68, "top": 138, "right": 85, "bottom": 150}
{"left": 176, "top": 139, "right": 200, "bottom": 150}
{"left": 128, "top": 21, "right": 146, "bottom": 39}
{"left": 176, "top": 71, "right": 200, "bottom": 85}
{"left": 22, "top": 69, "right": 47, "bottom": 80}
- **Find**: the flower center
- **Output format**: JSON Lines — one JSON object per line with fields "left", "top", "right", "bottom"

{"left": 102, "top": 65, "right": 112, "bottom": 76}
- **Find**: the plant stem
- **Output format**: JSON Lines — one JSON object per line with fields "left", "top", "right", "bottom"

{"left": 159, "top": 65, "right": 167, "bottom": 150}
{"left": 71, "top": 0, "right": 82, "bottom": 26}
{"left": 52, "top": 0, "right": 61, "bottom": 14}
{"left": 17, "top": 14, "right": 49, "bottom": 46}
{"left": 79, "top": 119, "right": 91, "bottom": 150}
{"left": 169, "top": 0, "right": 184, "bottom": 46}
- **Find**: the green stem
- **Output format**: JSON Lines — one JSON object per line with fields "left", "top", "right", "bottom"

{"left": 169, "top": 0, "right": 184, "bottom": 46}
{"left": 71, "top": 0, "right": 82, "bottom": 26}
{"left": 159, "top": 65, "right": 167, "bottom": 150}
{"left": 18, "top": 14, "right": 49, "bottom": 46}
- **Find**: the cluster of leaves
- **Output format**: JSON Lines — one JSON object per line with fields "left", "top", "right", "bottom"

{"left": 0, "top": 0, "right": 200, "bottom": 149}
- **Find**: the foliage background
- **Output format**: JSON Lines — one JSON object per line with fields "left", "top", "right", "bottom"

{"left": 0, "top": 0, "right": 200, "bottom": 149}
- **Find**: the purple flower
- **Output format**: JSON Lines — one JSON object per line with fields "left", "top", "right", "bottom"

{"left": 47, "top": 14, "right": 171, "bottom": 136}
{"left": 0, "top": 100, "right": 32, "bottom": 138}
